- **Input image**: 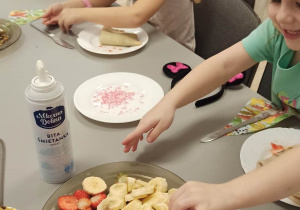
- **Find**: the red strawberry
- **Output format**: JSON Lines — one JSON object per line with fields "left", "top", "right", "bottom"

{"left": 78, "top": 198, "right": 91, "bottom": 210}
{"left": 90, "top": 193, "right": 107, "bottom": 209}
{"left": 271, "top": 142, "right": 284, "bottom": 151}
{"left": 271, "top": 142, "right": 284, "bottom": 155}
{"left": 84, "top": 208, "right": 92, "bottom": 210}
{"left": 58, "top": 195, "right": 78, "bottom": 210}
{"left": 74, "top": 190, "right": 90, "bottom": 200}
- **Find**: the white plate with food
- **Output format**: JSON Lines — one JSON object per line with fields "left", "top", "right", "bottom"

{"left": 74, "top": 72, "right": 164, "bottom": 123}
{"left": 43, "top": 161, "right": 185, "bottom": 210}
{"left": 0, "top": 19, "right": 21, "bottom": 50}
{"left": 240, "top": 127, "right": 300, "bottom": 207}
{"left": 77, "top": 25, "right": 148, "bottom": 55}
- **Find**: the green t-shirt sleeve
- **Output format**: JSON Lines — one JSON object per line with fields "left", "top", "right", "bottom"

{"left": 242, "top": 19, "right": 277, "bottom": 63}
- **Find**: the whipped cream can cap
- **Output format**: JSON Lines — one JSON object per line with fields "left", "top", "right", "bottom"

{"left": 31, "top": 60, "right": 56, "bottom": 91}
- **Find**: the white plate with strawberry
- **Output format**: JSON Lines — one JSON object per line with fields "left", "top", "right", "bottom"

{"left": 43, "top": 161, "right": 185, "bottom": 210}
{"left": 240, "top": 127, "right": 300, "bottom": 207}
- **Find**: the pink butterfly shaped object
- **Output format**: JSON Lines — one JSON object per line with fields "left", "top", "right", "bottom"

{"left": 228, "top": 73, "right": 244, "bottom": 83}
{"left": 167, "top": 62, "right": 188, "bottom": 73}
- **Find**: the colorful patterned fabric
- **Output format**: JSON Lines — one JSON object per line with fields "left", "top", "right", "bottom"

{"left": 9, "top": 9, "right": 45, "bottom": 25}
{"left": 225, "top": 98, "right": 297, "bottom": 136}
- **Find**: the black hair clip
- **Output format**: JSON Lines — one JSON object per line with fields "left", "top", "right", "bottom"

{"left": 163, "top": 62, "right": 245, "bottom": 107}
{"left": 194, "top": 72, "right": 245, "bottom": 107}
{"left": 163, "top": 62, "right": 191, "bottom": 78}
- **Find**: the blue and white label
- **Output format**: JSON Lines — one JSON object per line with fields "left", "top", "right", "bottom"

{"left": 34, "top": 106, "right": 65, "bottom": 129}
{"left": 65, "top": 161, "right": 74, "bottom": 174}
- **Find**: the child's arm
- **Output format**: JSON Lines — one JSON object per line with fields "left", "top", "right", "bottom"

{"left": 78, "top": 0, "right": 166, "bottom": 27}
{"left": 63, "top": 0, "right": 117, "bottom": 8}
{"left": 43, "top": 0, "right": 165, "bottom": 32}
{"left": 42, "top": 0, "right": 116, "bottom": 25}
{"left": 169, "top": 146, "right": 300, "bottom": 210}
{"left": 122, "top": 41, "right": 257, "bottom": 152}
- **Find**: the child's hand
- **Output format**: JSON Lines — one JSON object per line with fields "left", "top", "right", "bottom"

{"left": 122, "top": 99, "right": 175, "bottom": 153}
{"left": 57, "top": 8, "right": 84, "bottom": 33}
{"left": 169, "top": 181, "right": 226, "bottom": 210}
{"left": 42, "top": 3, "right": 64, "bottom": 25}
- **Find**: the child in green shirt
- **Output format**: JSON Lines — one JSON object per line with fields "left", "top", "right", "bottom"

{"left": 123, "top": 0, "right": 300, "bottom": 209}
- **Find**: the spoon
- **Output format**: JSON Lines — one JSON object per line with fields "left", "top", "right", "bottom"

{"left": 0, "top": 139, "right": 17, "bottom": 210}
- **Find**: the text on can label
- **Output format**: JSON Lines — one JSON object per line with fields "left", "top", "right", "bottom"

{"left": 34, "top": 106, "right": 65, "bottom": 129}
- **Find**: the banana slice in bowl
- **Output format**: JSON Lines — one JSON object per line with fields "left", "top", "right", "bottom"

{"left": 82, "top": 176, "right": 107, "bottom": 195}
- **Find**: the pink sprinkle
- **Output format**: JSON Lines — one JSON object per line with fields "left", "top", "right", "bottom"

{"left": 92, "top": 85, "right": 145, "bottom": 116}
{"left": 93, "top": 86, "right": 136, "bottom": 109}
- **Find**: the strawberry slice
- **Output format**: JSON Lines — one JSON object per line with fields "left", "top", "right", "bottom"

{"left": 90, "top": 192, "right": 107, "bottom": 209}
{"left": 271, "top": 142, "right": 284, "bottom": 150}
{"left": 78, "top": 198, "right": 91, "bottom": 210}
{"left": 270, "top": 142, "right": 284, "bottom": 155}
{"left": 74, "top": 190, "right": 90, "bottom": 200}
{"left": 58, "top": 195, "right": 78, "bottom": 210}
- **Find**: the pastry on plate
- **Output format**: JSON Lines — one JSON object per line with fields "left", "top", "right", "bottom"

{"left": 99, "top": 28, "right": 141, "bottom": 47}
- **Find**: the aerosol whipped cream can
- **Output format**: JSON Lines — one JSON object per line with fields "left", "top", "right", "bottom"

{"left": 25, "top": 60, "right": 74, "bottom": 183}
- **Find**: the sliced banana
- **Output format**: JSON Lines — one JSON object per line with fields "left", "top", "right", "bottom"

{"left": 135, "top": 179, "right": 148, "bottom": 188}
{"left": 95, "top": 175, "right": 173, "bottom": 210}
{"left": 117, "top": 173, "right": 128, "bottom": 183}
{"left": 153, "top": 203, "right": 169, "bottom": 210}
{"left": 138, "top": 204, "right": 153, "bottom": 210}
{"left": 109, "top": 183, "right": 128, "bottom": 198}
{"left": 131, "top": 185, "right": 154, "bottom": 197}
{"left": 142, "top": 192, "right": 170, "bottom": 206}
{"left": 82, "top": 176, "right": 107, "bottom": 195}
{"left": 160, "top": 193, "right": 170, "bottom": 205}
{"left": 134, "top": 194, "right": 149, "bottom": 199}
{"left": 148, "top": 177, "right": 168, "bottom": 193}
{"left": 167, "top": 188, "right": 177, "bottom": 196}
{"left": 127, "top": 177, "right": 136, "bottom": 193}
{"left": 97, "top": 196, "right": 125, "bottom": 210}
{"left": 124, "top": 193, "right": 134, "bottom": 202}
{"left": 107, "top": 193, "right": 126, "bottom": 207}
{"left": 121, "top": 199, "right": 142, "bottom": 210}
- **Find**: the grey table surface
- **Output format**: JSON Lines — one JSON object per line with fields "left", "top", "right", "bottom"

{"left": 1, "top": 1, "right": 300, "bottom": 209}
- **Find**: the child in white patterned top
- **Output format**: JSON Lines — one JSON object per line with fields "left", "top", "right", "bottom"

{"left": 42, "top": 0, "right": 196, "bottom": 51}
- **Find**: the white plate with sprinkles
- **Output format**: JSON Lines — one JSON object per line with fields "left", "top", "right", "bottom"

{"left": 74, "top": 72, "right": 164, "bottom": 123}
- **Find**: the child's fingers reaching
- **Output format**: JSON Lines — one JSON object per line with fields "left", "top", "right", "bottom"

{"left": 58, "top": 19, "right": 66, "bottom": 33}
{"left": 131, "top": 141, "right": 139, "bottom": 152}
{"left": 63, "top": 22, "right": 73, "bottom": 32}
{"left": 146, "top": 117, "right": 173, "bottom": 143}
{"left": 58, "top": 17, "right": 72, "bottom": 33}
{"left": 42, "top": 8, "right": 53, "bottom": 18}
{"left": 123, "top": 144, "right": 132, "bottom": 153}
{"left": 42, "top": 18, "right": 48, "bottom": 24}
{"left": 122, "top": 120, "right": 159, "bottom": 152}
{"left": 60, "top": 20, "right": 68, "bottom": 33}
{"left": 123, "top": 121, "right": 156, "bottom": 144}
{"left": 123, "top": 140, "right": 139, "bottom": 153}
{"left": 43, "top": 3, "right": 64, "bottom": 18}
{"left": 146, "top": 124, "right": 164, "bottom": 143}
{"left": 123, "top": 100, "right": 175, "bottom": 152}
{"left": 43, "top": 17, "right": 59, "bottom": 25}
{"left": 122, "top": 130, "right": 142, "bottom": 146}
{"left": 122, "top": 139, "right": 142, "bottom": 153}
